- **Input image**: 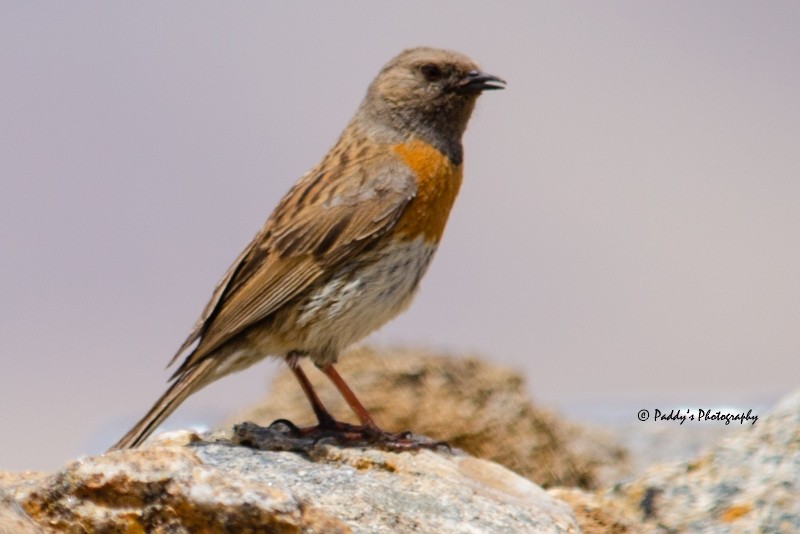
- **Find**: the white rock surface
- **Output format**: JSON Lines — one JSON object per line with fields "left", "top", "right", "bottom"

{"left": 3, "top": 431, "right": 580, "bottom": 533}
{"left": 613, "top": 388, "right": 800, "bottom": 532}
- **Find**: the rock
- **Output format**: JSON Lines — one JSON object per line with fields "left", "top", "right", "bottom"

{"left": 7, "top": 347, "right": 797, "bottom": 532}
{"left": 611, "top": 388, "right": 800, "bottom": 532}
{"left": 556, "top": 421, "right": 632, "bottom": 488}
{"left": 548, "top": 488, "right": 638, "bottom": 534}
{"left": 2, "top": 430, "right": 580, "bottom": 533}
{"left": 612, "top": 419, "right": 736, "bottom": 476}
{"left": 0, "top": 489, "right": 42, "bottom": 534}
{"left": 0, "top": 472, "right": 46, "bottom": 534}
{"left": 227, "top": 345, "right": 630, "bottom": 488}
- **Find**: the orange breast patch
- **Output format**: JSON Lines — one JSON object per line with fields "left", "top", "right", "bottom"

{"left": 392, "top": 139, "right": 463, "bottom": 243}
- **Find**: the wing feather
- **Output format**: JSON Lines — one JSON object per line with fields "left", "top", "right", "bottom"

{"left": 170, "top": 152, "right": 416, "bottom": 374}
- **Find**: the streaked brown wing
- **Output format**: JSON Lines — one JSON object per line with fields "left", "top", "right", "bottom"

{"left": 170, "top": 152, "right": 416, "bottom": 374}
{"left": 167, "top": 236, "right": 260, "bottom": 368}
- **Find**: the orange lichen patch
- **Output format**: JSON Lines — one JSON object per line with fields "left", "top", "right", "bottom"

{"left": 350, "top": 456, "right": 398, "bottom": 473}
{"left": 550, "top": 488, "right": 635, "bottom": 534}
{"left": 319, "top": 447, "right": 398, "bottom": 474}
{"left": 393, "top": 139, "right": 463, "bottom": 242}
{"left": 720, "top": 503, "right": 752, "bottom": 522}
{"left": 299, "top": 504, "right": 352, "bottom": 534}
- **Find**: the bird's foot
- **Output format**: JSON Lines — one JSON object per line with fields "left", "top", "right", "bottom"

{"left": 232, "top": 419, "right": 449, "bottom": 453}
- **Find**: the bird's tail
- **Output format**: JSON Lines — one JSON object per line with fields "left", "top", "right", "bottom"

{"left": 108, "top": 358, "right": 216, "bottom": 451}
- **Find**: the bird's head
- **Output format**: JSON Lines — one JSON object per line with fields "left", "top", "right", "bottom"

{"left": 360, "top": 47, "right": 505, "bottom": 159}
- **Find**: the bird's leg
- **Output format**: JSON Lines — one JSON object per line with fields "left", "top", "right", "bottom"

{"left": 318, "top": 364, "right": 379, "bottom": 431}
{"left": 278, "top": 355, "right": 364, "bottom": 435}
{"left": 234, "top": 355, "right": 446, "bottom": 452}
{"left": 317, "top": 363, "right": 448, "bottom": 451}
{"left": 286, "top": 356, "right": 337, "bottom": 428}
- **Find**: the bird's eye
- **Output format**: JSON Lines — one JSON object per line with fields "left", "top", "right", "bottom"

{"left": 420, "top": 64, "right": 443, "bottom": 82}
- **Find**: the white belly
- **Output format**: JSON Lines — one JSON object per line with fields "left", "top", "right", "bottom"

{"left": 296, "top": 236, "right": 437, "bottom": 363}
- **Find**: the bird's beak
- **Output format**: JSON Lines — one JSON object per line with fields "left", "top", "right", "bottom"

{"left": 454, "top": 70, "right": 507, "bottom": 93}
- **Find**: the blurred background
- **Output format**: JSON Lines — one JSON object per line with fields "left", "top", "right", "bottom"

{"left": 2, "top": 2, "right": 799, "bottom": 472}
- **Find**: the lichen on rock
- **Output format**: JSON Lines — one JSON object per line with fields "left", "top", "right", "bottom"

{"left": 2, "top": 432, "right": 579, "bottom": 533}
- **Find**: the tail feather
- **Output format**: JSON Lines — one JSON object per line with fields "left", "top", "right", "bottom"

{"left": 108, "top": 359, "right": 216, "bottom": 451}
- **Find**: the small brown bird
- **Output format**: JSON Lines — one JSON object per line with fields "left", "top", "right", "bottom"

{"left": 110, "top": 47, "right": 504, "bottom": 450}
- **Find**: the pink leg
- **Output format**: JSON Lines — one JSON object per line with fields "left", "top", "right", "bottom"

{"left": 286, "top": 358, "right": 337, "bottom": 427}
{"left": 320, "top": 364, "right": 379, "bottom": 430}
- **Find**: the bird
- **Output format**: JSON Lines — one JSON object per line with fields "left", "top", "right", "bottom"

{"left": 109, "top": 47, "right": 504, "bottom": 451}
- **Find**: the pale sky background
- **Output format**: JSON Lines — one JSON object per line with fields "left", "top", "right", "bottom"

{"left": 2, "top": 3, "right": 799, "bottom": 471}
